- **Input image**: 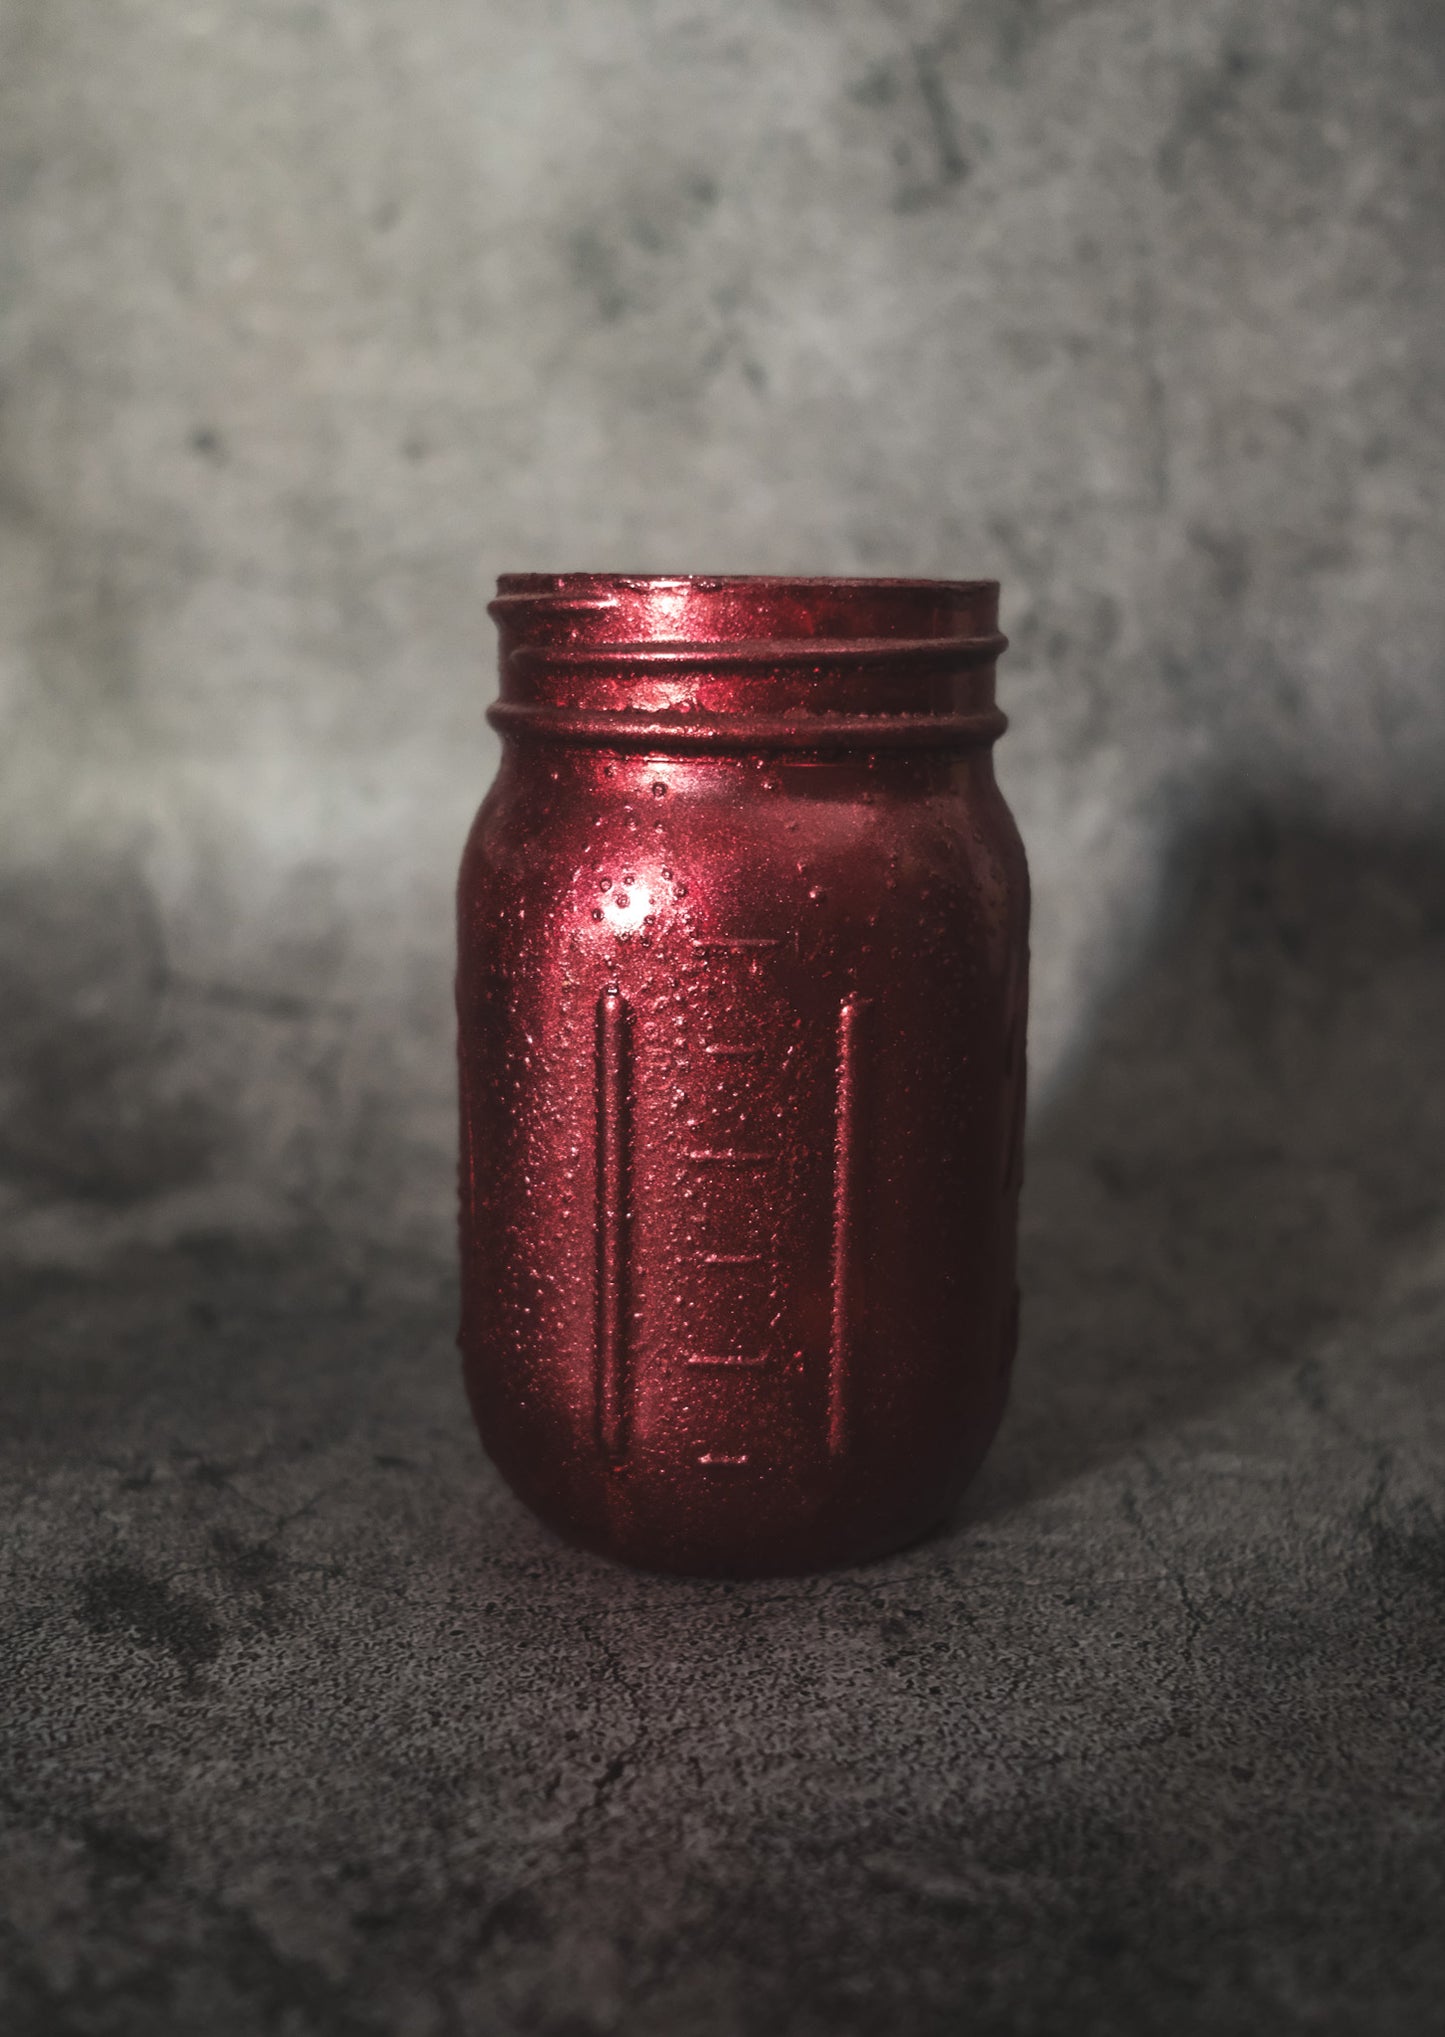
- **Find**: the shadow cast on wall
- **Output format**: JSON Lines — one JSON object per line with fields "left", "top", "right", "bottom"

{"left": 975, "top": 805, "right": 1445, "bottom": 1521}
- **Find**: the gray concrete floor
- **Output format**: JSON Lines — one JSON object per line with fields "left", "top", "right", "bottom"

{"left": 5, "top": 813, "right": 1443, "bottom": 2036}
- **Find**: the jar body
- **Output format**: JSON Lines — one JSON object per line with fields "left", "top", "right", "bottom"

{"left": 457, "top": 576, "right": 1028, "bottom": 1575}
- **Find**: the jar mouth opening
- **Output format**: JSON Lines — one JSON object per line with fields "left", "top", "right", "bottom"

{"left": 495, "top": 572, "right": 995, "bottom": 595}
{"left": 492, "top": 572, "right": 1000, "bottom": 650}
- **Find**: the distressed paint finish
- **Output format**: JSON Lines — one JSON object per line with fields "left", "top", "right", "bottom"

{"left": 457, "top": 574, "right": 1029, "bottom": 1574}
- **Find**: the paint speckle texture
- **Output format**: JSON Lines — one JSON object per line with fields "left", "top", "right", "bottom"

{"left": 1, "top": 3, "right": 1442, "bottom": 2032}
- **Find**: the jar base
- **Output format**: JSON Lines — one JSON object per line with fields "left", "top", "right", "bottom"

{"left": 472, "top": 1402, "right": 1007, "bottom": 1580}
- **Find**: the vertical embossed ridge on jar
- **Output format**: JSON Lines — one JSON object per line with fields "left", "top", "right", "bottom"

{"left": 458, "top": 574, "right": 1029, "bottom": 1575}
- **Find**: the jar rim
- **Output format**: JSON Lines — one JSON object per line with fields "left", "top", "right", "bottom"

{"left": 495, "top": 571, "right": 997, "bottom": 597}
{"left": 491, "top": 573, "right": 1000, "bottom": 652}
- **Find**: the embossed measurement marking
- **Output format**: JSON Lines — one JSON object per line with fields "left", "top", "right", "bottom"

{"left": 829, "top": 994, "right": 870, "bottom": 1459}
{"left": 676, "top": 932, "right": 796, "bottom": 1476}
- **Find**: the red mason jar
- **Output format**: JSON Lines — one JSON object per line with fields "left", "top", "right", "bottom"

{"left": 457, "top": 574, "right": 1028, "bottom": 1575}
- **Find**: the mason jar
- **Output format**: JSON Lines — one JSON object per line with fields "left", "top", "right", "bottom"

{"left": 457, "top": 574, "right": 1028, "bottom": 1575}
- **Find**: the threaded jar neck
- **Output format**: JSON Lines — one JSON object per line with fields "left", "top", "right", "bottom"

{"left": 487, "top": 573, "right": 1007, "bottom": 754}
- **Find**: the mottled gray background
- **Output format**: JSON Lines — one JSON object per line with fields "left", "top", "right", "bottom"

{"left": 2, "top": 3, "right": 1443, "bottom": 2034}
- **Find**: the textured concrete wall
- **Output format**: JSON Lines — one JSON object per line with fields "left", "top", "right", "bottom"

{"left": 3, "top": 0, "right": 1443, "bottom": 1262}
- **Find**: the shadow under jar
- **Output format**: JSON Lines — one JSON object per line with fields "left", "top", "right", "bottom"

{"left": 457, "top": 574, "right": 1029, "bottom": 1576}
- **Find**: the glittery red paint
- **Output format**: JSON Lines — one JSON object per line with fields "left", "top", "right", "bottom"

{"left": 457, "top": 575, "right": 1029, "bottom": 1575}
